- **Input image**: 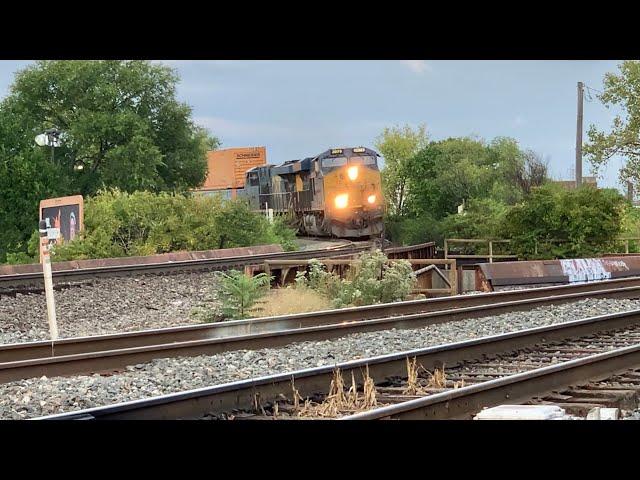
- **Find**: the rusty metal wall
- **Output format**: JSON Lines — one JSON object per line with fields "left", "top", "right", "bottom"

{"left": 477, "top": 255, "right": 640, "bottom": 289}
{"left": 386, "top": 242, "right": 436, "bottom": 260}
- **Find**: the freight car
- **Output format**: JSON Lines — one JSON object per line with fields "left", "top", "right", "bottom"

{"left": 238, "top": 147, "right": 384, "bottom": 238}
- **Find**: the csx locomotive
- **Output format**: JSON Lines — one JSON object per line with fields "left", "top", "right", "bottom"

{"left": 239, "top": 147, "right": 384, "bottom": 238}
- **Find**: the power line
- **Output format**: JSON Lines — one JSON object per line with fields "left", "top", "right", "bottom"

{"left": 583, "top": 84, "right": 604, "bottom": 102}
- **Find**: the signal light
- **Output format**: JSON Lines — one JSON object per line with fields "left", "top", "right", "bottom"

{"left": 335, "top": 194, "right": 348, "bottom": 209}
{"left": 347, "top": 166, "right": 359, "bottom": 181}
{"left": 367, "top": 195, "right": 376, "bottom": 204}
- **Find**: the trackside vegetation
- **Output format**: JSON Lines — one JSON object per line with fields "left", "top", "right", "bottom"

{"left": 6, "top": 190, "right": 298, "bottom": 264}
{"left": 377, "top": 126, "right": 634, "bottom": 259}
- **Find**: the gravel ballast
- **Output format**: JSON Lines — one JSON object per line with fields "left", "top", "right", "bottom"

{"left": 2, "top": 297, "right": 640, "bottom": 419}
{"left": 0, "top": 272, "right": 219, "bottom": 345}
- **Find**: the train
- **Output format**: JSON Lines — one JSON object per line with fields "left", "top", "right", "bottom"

{"left": 238, "top": 147, "right": 385, "bottom": 238}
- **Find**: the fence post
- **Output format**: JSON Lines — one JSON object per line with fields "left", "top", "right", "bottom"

{"left": 451, "top": 259, "right": 458, "bottom": 296}
{"left": 264, "top": 261, "right": 271, "bottom": 281}
{"left": 489, "top": 240, "right": 493, "bottom": 263}
{"left": 626, "top": 239, "right": 629, "bottom": 254}
{"left": 444, "top": 239, "right": 448, "bottom": 259}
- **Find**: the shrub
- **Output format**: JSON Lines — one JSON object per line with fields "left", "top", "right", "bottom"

{"left": 215, "top": 271, "right": 271, "bottom": 319}
{"left": 192, "top": 270, "right": 272, "bottom": 321}
{"left": 296, "top": 250, "right": 416, "bottom": 308}
{"left": 44, "top": 189, "right": 297, "bottom": 262}
{"left": 503, "top": 184, "right": 627, "bottom": 259}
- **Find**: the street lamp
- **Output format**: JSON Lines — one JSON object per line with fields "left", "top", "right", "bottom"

{"left": 35, "top": 127, "right": 63, "bottom": 164}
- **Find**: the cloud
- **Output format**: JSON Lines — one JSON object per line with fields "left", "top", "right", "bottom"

{"left": 194, "top": 116, "right": 291, "bottom": 140}
{"left": 400, "top": 60, "right": 432, "bottom": 74}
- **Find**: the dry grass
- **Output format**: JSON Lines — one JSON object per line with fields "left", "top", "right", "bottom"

{"left": 403, "top": 357, "right": 448, "bottom": 394}
{"left": 295, "top": 366, "right": 378, "bottom": 418}
{"left": 249, "top": 287, "right": 332, "bottom": 318}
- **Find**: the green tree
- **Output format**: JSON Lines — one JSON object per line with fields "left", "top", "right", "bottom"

{"left": 375, "top": 124, "right": 429, "bottom": 216}
{"left": 585, "top": 61, "right": 640, "bottom": 189}
{"left": 383, "top": 133, "right": 548, "bottom": 246}
{"left": 0, "top": 60, "right": 218, "bottom": 262}
{"left": 503, "top": 184, "right": 627, "bottom": 258}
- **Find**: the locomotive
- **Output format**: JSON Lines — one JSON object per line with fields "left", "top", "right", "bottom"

{"left": 238, "top": 147, "right": 384, "bottom": 238}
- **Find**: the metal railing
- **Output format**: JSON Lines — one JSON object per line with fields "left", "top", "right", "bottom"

{"left": 445, "top": 237, "right": 640, "bottom": 260}
{"left": 259, "top": 190, "right": 313, "bottom": 212}
{"left": 444, "top": 239, "right": 517, "bottom": 263}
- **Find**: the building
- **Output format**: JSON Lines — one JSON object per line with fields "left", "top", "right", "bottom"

{"left": 192, "top": 146, "right": 267, "bottom": 199}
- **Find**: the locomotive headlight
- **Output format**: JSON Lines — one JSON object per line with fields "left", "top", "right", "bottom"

{"left": 335, "top": 193, "right": 349, "bottom": 209}
{"left": 347, "top": 166, "right": 359, "bottom": 181}
{"left": 367, "top": 194, "right": 376, "bottom": 204}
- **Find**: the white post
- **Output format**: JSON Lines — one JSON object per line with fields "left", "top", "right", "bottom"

{"left": 39, "top": 220, "right": 58, "bottom": 341}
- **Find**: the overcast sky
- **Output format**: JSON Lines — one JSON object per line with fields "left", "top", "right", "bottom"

{"left": 0, "top": 60, "right": 628, "bottom": 191}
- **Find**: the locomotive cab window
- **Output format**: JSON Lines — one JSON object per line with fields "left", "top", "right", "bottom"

{"left": 247, "top": 172, "right": 259, "bottom": 187}
{"left": 322, "top": 157, "right": 347, "bottom": 168}
{"left": 350, "top": 155, "right": 378, "bottom": 167}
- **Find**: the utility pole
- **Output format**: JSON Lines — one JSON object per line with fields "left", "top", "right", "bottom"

{"left": 576, "top": 81, "right": 584, "bottom": 188}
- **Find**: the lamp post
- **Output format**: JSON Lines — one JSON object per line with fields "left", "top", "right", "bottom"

{"left": 34, "top": 128, "right": 66, "bottom": 343}
{"left": 35, "top": 127, "right": 63, "bottom": 164}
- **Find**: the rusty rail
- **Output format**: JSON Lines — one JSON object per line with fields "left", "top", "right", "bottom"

{"left": 0, "top": 242, "right": 371, "bottom": 293}
{"left": 4, "top": 280, "right": 640, "bottom": 386}
{"left": 37, "top": 307, "right": 640, "bottom": 420}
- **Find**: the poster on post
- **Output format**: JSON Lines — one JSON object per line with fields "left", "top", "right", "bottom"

{"left": 39, "top": 195, "right": 84, "bottom": 262}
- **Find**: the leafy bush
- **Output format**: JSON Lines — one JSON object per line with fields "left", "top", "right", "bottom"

{"left": 503, "top": 184, "right": 627, "bottom": 259}
{"left": 40, "top": 189, "right": 297, "bottom": 262}
{"left": 296, "top": 250, "right": 416, "bottom": 308}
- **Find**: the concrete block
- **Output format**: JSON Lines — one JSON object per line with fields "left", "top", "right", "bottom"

{"left": 587, "top": 407, "right": 619, "bottom": 420}
{"left": 474, "top": 405, "right": 566, "bottom": 420}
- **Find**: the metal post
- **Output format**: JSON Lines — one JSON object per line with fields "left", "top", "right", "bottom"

{"left": 576, "top": 81, "right": 584, "bottom": 188}
{"left": 39, "top": 220, "right": 58, "bottom": 341}
{"left": 489, "top": 240, "right": 493, "bottom": 263}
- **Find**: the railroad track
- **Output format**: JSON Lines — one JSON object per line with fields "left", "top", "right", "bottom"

{"left": 0, "top": 241, "right": 371, "bottom": 293}
{"left": 38, "top": 306, "right": 640, "bottom": 420}
{"left": 3, "top": 279, "right": 640, "bottom": 385}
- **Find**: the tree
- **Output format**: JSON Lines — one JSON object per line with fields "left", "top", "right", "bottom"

{"left": 374, "top": 124, "right": 429, "bottom": 216}
{"left": 381, "top": 134, "right": 549, "bottom": 246}
{"left": 585, "top": 61, "right": 640, "bottom": 189}
{"left": 0, "top": 60, "right": 218, "bottom": 262}
{"left": 503, "top": 184, "right": 627, "bottom": 258}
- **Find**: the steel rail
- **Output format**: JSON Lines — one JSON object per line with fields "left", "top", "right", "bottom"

{"left": 4, "top": 277, "right": 640, "bottom": 366}
{"left": 343, "top": 343, "right": 640, "bottom": 420}
{"left": 3, "top": 284, "right": 640, "bottom": 384}
{"left": 36, "top": 308, "right": 640, "bottom": 420}
{"left": 0, "top": 242, "right": 369, "bottom": 290}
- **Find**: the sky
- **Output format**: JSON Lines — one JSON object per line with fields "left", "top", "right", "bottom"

{"left": 0, "top": 60, "right": 629, "bottom": 191}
